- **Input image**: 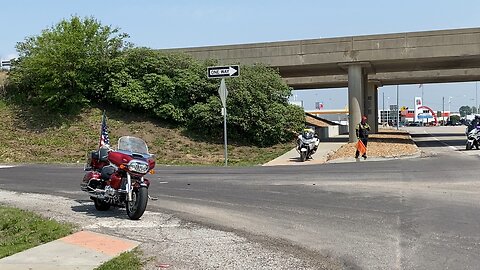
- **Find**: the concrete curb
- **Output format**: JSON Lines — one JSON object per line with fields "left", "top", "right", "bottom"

{"left": 0, "top": 230, "right": 139, "bottom": 270}
{"left": 262, "top": 129, "right": 426, "bottom": 166}
{"left": 326, "top": 150, "right": 422, "bottom": 164}
{"left": 262, "top": 141, "right": 347, "bottom": 167}
{"left": 325, "top": 129, "right": 422, "bottom": 164}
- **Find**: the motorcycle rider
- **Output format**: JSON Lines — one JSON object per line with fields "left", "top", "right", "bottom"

{"left": 467, "top": 114, "right": 480, "bottom": 133}
{"left": 465, "top": 115, "right": 480, "bottom": 150}
{"left": 297, "top": 128, "right": 320, "bottom": 156}
{"left": 472, "top": 114, "right": 480, "bottom": 128}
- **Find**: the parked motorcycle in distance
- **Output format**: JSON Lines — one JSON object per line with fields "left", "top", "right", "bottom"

{"left": 465, "top": 126, "right": 480, "bottom": 150}
{"left": 81, "top": 136, "right": 155, "bottom": 220}
{"left": 296, "top": 128, "right": 320, "bottom": 162}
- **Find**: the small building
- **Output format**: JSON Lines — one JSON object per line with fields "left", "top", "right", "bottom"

{"left": 305, "top": 113, "right": 348, "bottom": 139}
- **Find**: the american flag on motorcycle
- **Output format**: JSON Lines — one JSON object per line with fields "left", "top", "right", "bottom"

{"left": 99, "top": 111, "right": 110, "bottom": 147}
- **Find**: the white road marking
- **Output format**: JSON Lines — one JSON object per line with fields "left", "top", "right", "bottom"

{"left": 423, "top": 130, "right": 463, "bottom": 152}
{"left": 0, "top": 165, "right": 15, "bottom": 169}
{"left": 430, "top": 135, "right": 460, "bottom": 151}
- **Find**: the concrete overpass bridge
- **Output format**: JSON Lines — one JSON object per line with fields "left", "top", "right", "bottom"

{"left": 163, "top": 28, "right": 480, "bottom": 141}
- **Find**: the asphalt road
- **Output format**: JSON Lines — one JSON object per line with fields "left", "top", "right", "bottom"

{"left": 1, "top": 126, "right": 479, "bottom": 269}
{"left": 406, "top": 125, "right": 473, "bottom": 155}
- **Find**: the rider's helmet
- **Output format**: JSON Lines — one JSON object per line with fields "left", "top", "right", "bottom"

{"left": 302, "top": 128, "right": 315, "bottom": 139}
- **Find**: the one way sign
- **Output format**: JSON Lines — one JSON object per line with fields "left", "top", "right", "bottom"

{"left": 207, "top": 65, "right": 239, "bottom": 78}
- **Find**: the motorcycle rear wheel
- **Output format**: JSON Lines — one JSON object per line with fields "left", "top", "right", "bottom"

{"left": 93, "top": 198, "right": 110, "bottom": 211}
{"left": 126, "top": 187, "right": 148, "bottom": 220}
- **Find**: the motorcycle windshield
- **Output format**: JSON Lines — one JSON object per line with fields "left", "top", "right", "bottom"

{"left": 302, "top": 132, "right": 314, "bottom": 139}
{"left": 117, "top": 136, "right": 149, "bottom": 155}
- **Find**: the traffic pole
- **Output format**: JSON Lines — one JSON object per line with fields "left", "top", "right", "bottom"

{"left": 396, "top": 85, "right": 399, "bottom": 130}
{"left": 223, "top": 106, "right": 228, "bottom": 167}
{"left": 218, "top": 78, "right": 228, "bottom": 167}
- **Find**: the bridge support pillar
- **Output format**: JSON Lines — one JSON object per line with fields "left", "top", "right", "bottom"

{"left": 347, "top": 65, "right": 366, "bottom": 142}
{"left": 365, "top": 81, "right": 381, "bottom": 133}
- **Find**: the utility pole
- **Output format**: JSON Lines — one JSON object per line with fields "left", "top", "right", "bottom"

{"left": 448, "top": 96, "right": 452, "bottom": 123}
{"left": 396, "top": 85, "right": 399, "bottom": 130}
{"left": 382, "top": 92, "right": 385, "bottom": 124}
{"left": 476, "top": 81, "right": 478, "bottom": 112}
{"left": 442, "top": 96, "right": 445, "bottom": 125}
{"left": 422, "top": 84, "right": 424, "bottom": 104}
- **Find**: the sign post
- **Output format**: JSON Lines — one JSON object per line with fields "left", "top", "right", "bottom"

{"left": 218, "top": 78, "right": 228, "bottom": 166}
{"left": 207, "top": 65, "right": 239, "bottom": 167}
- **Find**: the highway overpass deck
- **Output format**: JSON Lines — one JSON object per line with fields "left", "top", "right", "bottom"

{"left": 162, "top": 28, "right": 480, "bottom": 141}
{"left": 165, "top": 27, "right": 480, "bottom": 78}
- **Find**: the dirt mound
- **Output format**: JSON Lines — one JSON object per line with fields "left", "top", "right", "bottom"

{"left": 327, "top": 128, "right": 419, "bottom": 160}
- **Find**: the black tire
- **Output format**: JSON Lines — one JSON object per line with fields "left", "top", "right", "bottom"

{"left": 94, "top": 198, "right": 110, "bottom": 211}
{"left": 466, "top": 141, "right": 473, "bottom": 150}
{"left": 126, "top": 187, "right": 148, "bottom": 220}
{"left": 300, "top": 152, "right": 306, "bottom": 162}
{"left": 475, "top": 141, "right": 479, "bottom": 150}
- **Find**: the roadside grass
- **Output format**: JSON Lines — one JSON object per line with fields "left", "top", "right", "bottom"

{"left": 0, "top": 205, "right": 74, "bottom": 259}
{"left": 95, "top": 248, "right": 145, "bottom": 270}
{"left": 0, "top": 204, "right": 143, "bottom": 269}
{"left": 0, "top": 101, "right": 294, "bottom": 166}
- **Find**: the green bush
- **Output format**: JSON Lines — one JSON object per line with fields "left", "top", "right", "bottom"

{"left": 5, "top": 16, "right": 304, "bottom": 146}
{"left": 108, "top": 51, "right": 304, "bottom": 145}
{"left": 107, "top": 48, "right": 218, "bottom": 124}
{"left": 7, "top": 16, "right": 129, "bottom": 113}
{"left": 188, "top": 65, "right": 305, "bottom": 146}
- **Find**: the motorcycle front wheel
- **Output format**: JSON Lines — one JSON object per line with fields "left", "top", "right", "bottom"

{"left": 300, "top": 151, "right": 306, "bottom": 162}
{"left": 126, "top": 187, "right": 148, "bottom": 220}
{"left": 466, "top": 141, "right": 473, "bottom": 150}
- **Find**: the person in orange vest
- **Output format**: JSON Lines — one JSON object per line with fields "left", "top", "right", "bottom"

{"left": 355, "top": 116, "right": 371, "bottom": 159}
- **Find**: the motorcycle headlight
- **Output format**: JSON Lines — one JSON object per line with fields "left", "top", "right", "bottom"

{"left": 128, "top": 161, "right": 149, "bottom": 174}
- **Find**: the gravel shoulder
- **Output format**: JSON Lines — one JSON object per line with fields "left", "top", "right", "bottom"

{"left": 327, "top": 128, "right": 419, "bottom": 161}
{"left": 0, "top": 190, "right": 344, "bottom": 270}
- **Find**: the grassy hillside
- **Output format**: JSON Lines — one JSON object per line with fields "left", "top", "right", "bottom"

{"left": 0, "top": 101, "right": 293, "bottom": 166}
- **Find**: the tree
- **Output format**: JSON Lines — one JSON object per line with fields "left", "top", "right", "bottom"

{"left": 450, "top": 115, "right": 460, "bottom": 123}
{"left": 458, "top": 106, "right": 472, "bottom": 117}
{"left": 459, "top": 105, "right": 472, "bottom": 117}
{"left": 108, "top": 47, "right": 218, "bottom": 123}
{"left": 108, "top": 50, "right": 303, "bottom": 145}
{"left": 188, "top": 64, "right": 305, "bottom": 146}
{"left": 8, "top": 16, "right": 129, "bottom": 113}
{"left": 5, "top": 17, "right": 306, "bottom": 146}
{"left": 472, "top": 106, "right": 478, "bottom": 114}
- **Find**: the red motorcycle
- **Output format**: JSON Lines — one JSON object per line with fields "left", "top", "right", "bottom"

{"left": 81, "top": 136, "right": 155, "bottom": 220}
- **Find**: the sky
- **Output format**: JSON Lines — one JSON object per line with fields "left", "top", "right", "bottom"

{"left": 1, "top": 0, "right": 480, "bottom": 112}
